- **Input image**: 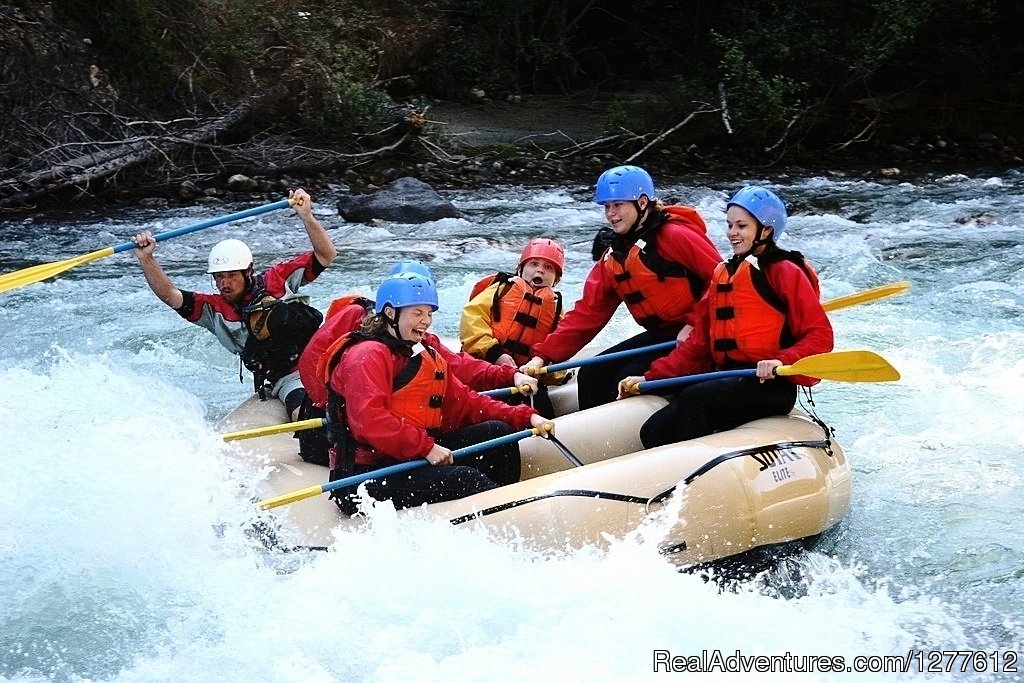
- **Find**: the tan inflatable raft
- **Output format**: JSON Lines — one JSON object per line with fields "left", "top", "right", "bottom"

{"left": 218, "top": 376, "right": 851, "bottom": 567}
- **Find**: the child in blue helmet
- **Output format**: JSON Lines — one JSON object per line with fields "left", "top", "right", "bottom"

{"left": 320, "top": 271, "right": 553, "bottom": 513}
{"left": 521, "top": 165, "right": 723, "bottom": 410}
{"left": 618, "top": 185, "right": 834, "bottom": 446}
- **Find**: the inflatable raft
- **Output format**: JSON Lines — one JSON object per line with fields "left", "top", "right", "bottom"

{"left": 217, "top": 376, "right": 851, "bottom": 567}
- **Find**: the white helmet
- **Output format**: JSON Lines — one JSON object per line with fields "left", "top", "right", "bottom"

{"left": 207, "top": 239, "right": 253, "bottom": 273}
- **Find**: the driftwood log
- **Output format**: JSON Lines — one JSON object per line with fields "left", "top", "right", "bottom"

{"left": 0, "top": 86, "right": 291, "bottom": 209}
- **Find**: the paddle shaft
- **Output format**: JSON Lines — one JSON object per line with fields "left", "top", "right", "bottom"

{"left": 634, "top": 349, "right": 899, "bottom": 392}
{"left": 638, "top": 368, "right": 760, "bottom": 392}
{"left": 258, "top": 427, "right": 538, "bottom": 509}
{"left": 222, "top": 417, "right": 325, "bottom": 442}
{"left": 113, "top": 199, "right": 293, "bottom": 255}
{"left": 532, "top": 282, "right": 909, "bottom": 375}
{"left": 0, "top": 198, "right": 294, "bottom": 294}
{"left": 540, "top": 340, "right": 676, "bottom": 374}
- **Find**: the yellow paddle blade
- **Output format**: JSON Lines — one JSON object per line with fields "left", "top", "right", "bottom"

{"left": 823, "top": 281, "right": 911, "bottom": 312}
{"left": 0, "top": 247, "right": 115, "bottom": 294}
{"left": 258, "top": 484, "right": 327, "bottom": 510}
{"left": 221, "top": 417, "right": 325, "bottom": 442}
{"left": 777, "top": 350, "right": 900, "bottom": 382}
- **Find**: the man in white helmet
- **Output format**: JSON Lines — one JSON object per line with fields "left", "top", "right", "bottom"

{"left": 131, "top": 187, "right": 337, "bottom": 422}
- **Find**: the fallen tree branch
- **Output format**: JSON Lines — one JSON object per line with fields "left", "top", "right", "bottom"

{"left": 624, "top": 104, "right": 719, "bottom": 163}
{"left": 764, "top": 107, "right": 806, "bottom": 154}
{"left": 830, "top": 113, "right": 881, "bottom": 152}
{"left": 0, "top": 86, "right": 288, "bottom": 208}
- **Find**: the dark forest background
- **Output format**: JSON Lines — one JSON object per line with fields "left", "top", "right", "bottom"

{"left": 2, "top": 0, "right": 1022, "bottom": 208}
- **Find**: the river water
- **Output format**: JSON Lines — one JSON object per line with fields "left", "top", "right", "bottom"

{"left": 1, "top": 171, "right": 1021, "bottom": 682}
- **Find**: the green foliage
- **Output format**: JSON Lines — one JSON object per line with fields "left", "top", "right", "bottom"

{"left": 412, "top": 0, "right": 580, "bottom": 96}
{"left": 55, "top": 0, "right": 396, "bottom": 137}
{"left": 847, "top": 0, "right": 936, "bottom": 81}
{"left": 37, "top": 0, "right": 1024, "bottom": 148}
{"left": 199, "top": 1, "right": 396, "bottom": 137}
{"left": 603, "top": 100, "right": 633, "bottom": 131}
{"left": 712, "top": 32, "right": 808, "bottom": 143}
{"left": 53, "top": 0, "right": 202, "bottom": 105}
{"left": 414, "top": 27, "right": 508, "bottom": 97}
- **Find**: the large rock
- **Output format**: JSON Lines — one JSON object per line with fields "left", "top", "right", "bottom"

{"left": 335, "top": 176, "right": 459, "bottom": 223}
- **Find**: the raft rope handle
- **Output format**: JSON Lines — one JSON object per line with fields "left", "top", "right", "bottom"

{"left": 798, "top": 386, "right": 835, "bottom": 458}
{"left": 643, "top": 439, "right": 832, "bottom": 513}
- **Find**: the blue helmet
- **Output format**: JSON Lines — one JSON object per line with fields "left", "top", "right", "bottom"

{"left": 374, "top": 272, "right": 439, "bottom": 313}
{"left": 388, "top": 259, "right": 434, "bottom": 282}
{"left": 727, "top": 186, "right": 787, "bottom": 240}
{"left": 594, "top": 165, "right": 656, "bottom": 204}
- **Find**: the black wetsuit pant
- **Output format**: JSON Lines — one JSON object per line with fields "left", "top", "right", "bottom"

{"left": 640, "top": 375, "right": 798, "bottom": 448}
{"left": 335, "top": 420, "right": 521, "bottom": 514}
{"left": 576, "top": 330, "right": 676, "bottom": 410}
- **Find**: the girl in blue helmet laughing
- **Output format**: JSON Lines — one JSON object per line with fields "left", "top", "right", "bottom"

{"left": 618, "top": 186, "right": 834, "bottom": 446}
{"left": 319, "top": 271, "right": 553, "bottom": 514}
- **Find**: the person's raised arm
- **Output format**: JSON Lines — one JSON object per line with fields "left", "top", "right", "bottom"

{"left": 290, "top": 188, "right": 337, "bottom": 268}
{"left": 132, "top": 231, "right": 184, "bottom": 309}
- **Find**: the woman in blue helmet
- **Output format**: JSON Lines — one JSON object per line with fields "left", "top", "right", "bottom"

{"left": 320, "top": 271, "right": 553, "bottom": 513}
{"left": 521, "top": 165, "right": 722, "bottom": 409}
{"left": 618, "top": 186, "right": 834, "bottom": 446}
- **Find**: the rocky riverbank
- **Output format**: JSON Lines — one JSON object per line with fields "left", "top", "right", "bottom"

{"left": 260, "top": 96, "right": 1024, "bottom": 199}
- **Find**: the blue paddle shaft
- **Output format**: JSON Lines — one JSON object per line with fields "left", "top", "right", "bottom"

{"left": 111, "top": 199, "right": 292, "bottom": 254}
{"left": 320, "top": 427, "right": 536, "bottom": 494}
{"left": 544, "top": 339, "right": 677, "bottom": 373}
{"left": 638, "top": 368, "right": 756, "bottom": 392}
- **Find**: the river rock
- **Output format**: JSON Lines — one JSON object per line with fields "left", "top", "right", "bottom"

{"left": 335, "top": 177, "right": 459, "bottom": 223}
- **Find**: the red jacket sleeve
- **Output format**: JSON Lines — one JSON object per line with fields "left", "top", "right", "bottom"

{"left": 331, "top": 340, "right": 534, "bottom": 462}
{"left": 262, "top": 251, "right": 325, "bottom": 293}
{"left": 531, "top": 261, "right": 622, "bottom": 363}
{"left": 645, "top": 293, "right": 715, "bottom": 380}
{"left": 425, "top": 333, "right": 516, "bottom": 390}
{"left": 656, "top": 221, "right": 723, "bottom": 325}
{"left": 439, "top": 374, "right": 536, "bottom": 432}
{"left": 766, "top": 261, "right": 834, "bottom": 385}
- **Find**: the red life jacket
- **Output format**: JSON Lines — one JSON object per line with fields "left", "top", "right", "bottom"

{"left": 325, "top": 293, "right": 373, "bottom": 320}
{"left": 298, "top": 294, "right": 373, "bottom": 407}
{"left": 469, "top": 273, "right": 561, "bottom": 364}
{"left": 321, "top": 333, "right": 448, "bottom": 471}
{"left": 601, "top": 209, "right": 709, "bottom": 331}
{"left": 708, "top": 256, "right": 821, "bottom": 368}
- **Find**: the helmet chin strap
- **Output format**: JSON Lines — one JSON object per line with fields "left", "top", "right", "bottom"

{"left": 752, "top": 224, "right": 775, "bottom": 251}
{"left": 384, "top": 306, "right": 410, "bottom": 341}
{"left": 628, "top": 199, "right": 650, "bottom": 234}
{"left": 736, "top": 225, "right": 774, "bottom": 260}
{"left": 384, "top": 307, "right": 400, "bottom": 334}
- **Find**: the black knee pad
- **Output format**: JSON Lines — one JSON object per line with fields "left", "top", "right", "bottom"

{"left": 294, "top": 397, "right": 331, "bottom": 467}
{"left": 284, "top": 387, "right": 307, "bottom": 417}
